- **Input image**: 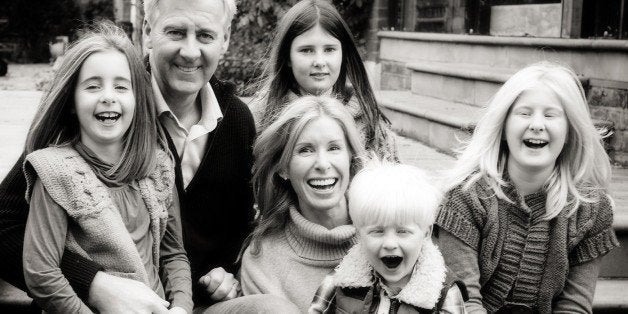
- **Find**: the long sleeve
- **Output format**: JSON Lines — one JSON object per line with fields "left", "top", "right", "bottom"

{"left": 159, "top": 188, "right": 193, "bottom": 313}
{"left": 23, "top": 179, "right": 93, "bottom": 313}
{"left": 440, "top": 284, "right": 468, "bottom": 314}
{"left": 436, "top": 228, "right": 487, "bottom": 314}
{"left": 239, "top": 246, "right": 285, "bottom": 297}
{"left": 553, "top": 257, "right": 601, "bottom": 314}
{"left": 0, "top": 155, "right": 101, "bottom": 300}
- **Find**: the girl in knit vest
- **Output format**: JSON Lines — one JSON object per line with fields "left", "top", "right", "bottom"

{"left": 250, "top": 0, "right": 397, "bottom": 160}
{"left": 435, "top": 61, "right": 619, "bottom": 314}
{"left": 21, "top": 23, "right": 192, "bottom": 313}
{"left": 310, "top": 158, "right": 468, "bottom": 314}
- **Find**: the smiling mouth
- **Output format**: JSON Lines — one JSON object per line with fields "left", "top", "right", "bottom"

{"left": 381, "top": 256, "right": 403, "bottom": 269}
{"left": 523, "top": 139, "right": 548, "bottom": 149}
{"left": 307, "top": 178, "right": 337, "bottom": 191}
{"left": 95, "top": 112, "right": 121, "bottom": 124}
{"left": 176, "top": 65, "right": 201, "bottom": 73}
{"left": 310, "top": 73, "right": 329, "bottom": 78}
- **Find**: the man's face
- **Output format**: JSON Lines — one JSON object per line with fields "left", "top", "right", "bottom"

{"left": 145, "top": 0, "right": 230, "bottom": 100}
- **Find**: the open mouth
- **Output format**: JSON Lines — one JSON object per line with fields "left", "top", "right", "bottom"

{"left": 95, "top": 112, "right": 121, "bottom": 124}
{"left": 381, "top": 255, "right": 403, "bottom": 269}
{"left": 176, "top": 65, "right": 201, "bottom": 73}
{"left": 307, "top": 178, "right": 337, "bottom": 191}
{"left": 523, "top": 139, "right": 548, "bottom": 149}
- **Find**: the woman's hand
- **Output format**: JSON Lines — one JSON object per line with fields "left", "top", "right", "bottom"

{"left": 89, "top": 272, "right": 170, "bottom": 313}
{"left": 198, "top": 267, "right": 241, "bottom": 302}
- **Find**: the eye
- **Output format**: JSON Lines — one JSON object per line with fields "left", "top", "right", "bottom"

{"left": 299, "top": 47, "right": 314, "bottom": 54}
{"left": 368, "top": 228, "right": 384, "bottom": 235}
{"left": 85, "top": 84, "right": 101, "bottom": 91}
{"left": 324, "top": 47, "right": 337, "bottom": 53}
{"left": 115, "top": 84, "right": 130, "bottom": 92}
{"left": 197, "top": 32, "right": 214, "bottom": 44}
{"left": 297, "top": 146, "right": 314, "bottom": 154}
{"left": 166, "top": 29, "right": 185, "bottom": 39}
{"left": 329, "top": 144, "right": 340, "bottom": 151}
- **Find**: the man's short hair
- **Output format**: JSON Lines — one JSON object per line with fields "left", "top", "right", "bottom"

{"left": 144, "top": 0, "right": 237, "bottom": 26}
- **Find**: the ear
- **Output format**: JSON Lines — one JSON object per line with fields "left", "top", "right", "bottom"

{"left": 278, "top": 169, "right": 288, "bottom": 181}
{"left": 425, "top": 225, "right": 433, "bottom": 238}
{"left": 221, "top": 25, "right": 231, "bottom": 55}
{"left": 143, "top": 19, "right": 153, "bottom": 49}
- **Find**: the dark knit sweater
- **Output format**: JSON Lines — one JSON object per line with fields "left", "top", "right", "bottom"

{"left": 436, "top": 177, "right": 619, "bottom": 313}
{"left": 167, "top": 77, "right": 255, "bottom": 306}
{"left": 0, "top": 77, "right": 255, "bottom": 306}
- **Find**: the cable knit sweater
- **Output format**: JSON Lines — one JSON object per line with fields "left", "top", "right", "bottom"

{"left": 435, "top": 177, "right": 619, "bottom": 314}
{"left": 240, "top": 206, "right": 358, "bottom": 312}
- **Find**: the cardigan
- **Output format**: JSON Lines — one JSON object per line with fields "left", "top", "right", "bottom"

{"left": 240, "top": 206, "right": 358, "bottom": 312}
{"left": 0, "top": 76, "right": 255, "bottom": 305}
{"left": 166, "top": 77, "right": 256, "bottom": 306}
{"left": 435, "top": 177, "right": 619, "bottom": 313}
{"left": 22, "top": 146, "right": 192, "bottom": 313}
{"left": 309, "top": 240, "right": 468, "bottom": 314}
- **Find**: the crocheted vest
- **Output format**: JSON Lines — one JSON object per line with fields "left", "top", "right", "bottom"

{"left": 24, "top": 146, "right": 174, "bottom": 285}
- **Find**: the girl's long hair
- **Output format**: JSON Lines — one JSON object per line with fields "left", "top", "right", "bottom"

{"left": 243, "top": 96, "right": 365, "bottom": 257}
{"left": 447, "top": 61, "right": 611, "bottom": 219}
{"left": 253, "top": 0, "right": 390, "bottom": 151}
{"left": 25, "top": 21, "right": 167, "bottom": 183}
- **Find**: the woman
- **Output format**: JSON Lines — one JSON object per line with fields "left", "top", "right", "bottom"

{"left": 240, "top": 96, "right": 366, "bottom": 312}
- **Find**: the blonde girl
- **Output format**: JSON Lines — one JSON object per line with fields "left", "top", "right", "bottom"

{"left": 435, "top": 61, "right": 618, "bottom": 313}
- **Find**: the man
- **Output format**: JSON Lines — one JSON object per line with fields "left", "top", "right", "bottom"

{"left": 0, "top": 0, "right": 297, "bottom": 312}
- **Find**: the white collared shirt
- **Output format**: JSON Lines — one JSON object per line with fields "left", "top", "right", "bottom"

{"left": 152, "top": 75, "right": 223, "bottom": 188}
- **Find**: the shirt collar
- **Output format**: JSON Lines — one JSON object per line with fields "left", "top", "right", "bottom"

{"left": 152, "top": 74, "right": 223, "bottom": 130}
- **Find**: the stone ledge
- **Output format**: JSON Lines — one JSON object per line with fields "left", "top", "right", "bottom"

{"left": 407, "top": 61, "right": 589, "bottom": 85}
{"left": 593, "top": 279, "right": 628, "bottom": 311}
{"left": 378, "top": 31, "right": 628, "bottom": 52}
{"left": 376, "top": 90, "right": 481, "bottom": 131}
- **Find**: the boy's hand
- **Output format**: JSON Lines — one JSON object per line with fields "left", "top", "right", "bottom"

{"left": 168, "top": 306, "right": 187, "bottom": 314}
{"left": 198, "top": 267, "right": 240, "bottom": 301}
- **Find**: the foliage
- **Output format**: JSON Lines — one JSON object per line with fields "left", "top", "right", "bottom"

{"left": 216, "top": 0, "right": 374, "bottom": 95}
{"left": 0, "top": 0, "right": 113, "bottom": 62}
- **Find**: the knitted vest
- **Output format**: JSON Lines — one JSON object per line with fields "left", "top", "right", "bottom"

{"left": 23, "top": 146, "right": 174, "bottom": 285}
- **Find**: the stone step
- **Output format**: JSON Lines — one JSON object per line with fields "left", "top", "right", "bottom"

{"left": 593, "top": 279, "right": 628, "bottom": 313}
{"left": 408, "top": 61, "right": 589, "bottom": 107}
{"left": 376, "top": 90, "right": 480, "bottom": 154}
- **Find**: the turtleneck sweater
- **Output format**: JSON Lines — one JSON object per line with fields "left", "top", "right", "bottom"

{"left": 240, "top": 206, "right": 357, "bottom": 312}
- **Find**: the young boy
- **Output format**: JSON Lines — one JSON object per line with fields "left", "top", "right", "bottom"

{"left": 309, "top": 159, "right": 467, "bottom": 314}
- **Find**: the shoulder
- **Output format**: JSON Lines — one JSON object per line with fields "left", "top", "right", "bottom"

{"left": 568, "top": 190, "right": 619, "bottom": 264}
{"left": 24, "top": 146, "right": 83, "bottom": 197}
{"left": 439, "top": 176, "right": 495, "bottom": 221}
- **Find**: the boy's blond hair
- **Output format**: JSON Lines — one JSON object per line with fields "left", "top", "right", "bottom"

{"left": 348, "top": 158, "right": 441, "bottom": 231}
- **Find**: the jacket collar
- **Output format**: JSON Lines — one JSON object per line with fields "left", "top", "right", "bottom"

{"left": 332, "top": 239, "right": 447, "bottom": 309}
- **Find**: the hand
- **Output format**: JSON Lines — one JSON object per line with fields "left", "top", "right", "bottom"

{"left": 168, "top": 306, "right": 187, "bottom": 314}
{"left": 89, "top": 272, "right": 170, "bottom": 314}
{"left": 198, "top": 267, "right": 240, "bottom": 301}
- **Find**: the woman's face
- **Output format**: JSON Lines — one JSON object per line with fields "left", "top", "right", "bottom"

{"left": 289, "top": 24, "right": 342, "bottom": 96}
{"left": 504, "top": 83, "right": 568, "bottom": 176}
{"left": 286, "top": 116, "right": 351, "bottom": 217}
{"left": 74, "top": 50, "right": 135, "bottom": 153}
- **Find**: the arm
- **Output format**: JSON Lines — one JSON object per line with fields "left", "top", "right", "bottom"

{"left": 23, "top": 179, "right": 93, "bottom": 313}
{"left": 159, "top": 188, "right": 193, "bottom": 313}
{"left": 0, "top": 155, "right": 101, "bottom": 299}
{"left": 553, "top": 257, "right": 601, "bottom": 314}
{"left": 308, "top": 272, "right": 337, "bottom": 314}
{"left": 435, "top": 228, "right": 486, "bottom": 314}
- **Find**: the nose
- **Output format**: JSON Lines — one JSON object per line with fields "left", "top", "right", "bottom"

{"left": 179, "top": 35, "right": 201, "bottom": 60}
{"left": 529, "top": 113, "right": 546, "bottom": 132}
{"left": 314, "top": 151, "right": 331, "bottom": 171}
{"left": 100, "top": 86, "right": 116, "bottom": 104}
{"left": 312, "top": 51, "right": 325, "bottom": 68}
{"left": 382, "top": 233, "right": 398, "bottom": 250}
